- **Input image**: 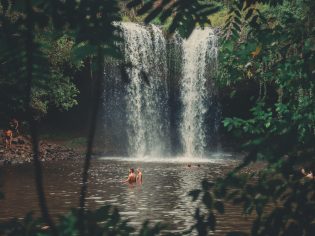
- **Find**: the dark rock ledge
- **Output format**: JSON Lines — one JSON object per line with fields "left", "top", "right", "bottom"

{"left": 0, "top": 136, "right": 82, "bottom": 166}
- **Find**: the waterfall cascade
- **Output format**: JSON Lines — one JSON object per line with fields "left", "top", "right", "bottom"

{"left": 102, "top": 23, "right": 219, "bottom": 158}
{"left": 120, "top": 22, "right": 170, "bottom": 157}
{"left": 180, "top": 28, "right": 218, "bottom": 157}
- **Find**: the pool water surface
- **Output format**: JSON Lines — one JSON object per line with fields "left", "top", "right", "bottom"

{"left": 0, "top": 157, "right": 253, "bottom": 235}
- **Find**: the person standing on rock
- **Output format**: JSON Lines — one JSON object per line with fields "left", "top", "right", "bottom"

{"left": 3, "top": 129, "right": 13, "bottom": 149}
{"left": 9, "top": 118, "right": 19, "bottom": 136}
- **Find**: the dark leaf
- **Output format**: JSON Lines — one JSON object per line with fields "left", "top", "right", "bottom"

{"left": 144, "top": 6, "right": 163, "bottom": 24}
{"left": 199, "top": 6, "right": 221, "bottom": 17}
{"left": 137, "top": 1, "right": 154, "bottom": 15}
{"left": 126, "top": 0, "right": 142, "bottom": 9}
{"left": 214, "top": 201, "right": 225, "bottom": 214}
{"left": 245, "top": 8, "right": 254, "bottom": 20}
{"left": 235, "top": 10, "right": 241, "bottom": 18}
{"left": 188, "top": 189, "right": 202, "bottom": 201}
{"left": 202, "top": 192, "right": 213, "bottom": 209}
{"left": 207, "top": 212, "right": 216, "bottom": 231}
{"left": 202, "top": 180, "right": 214, "bottom": 190}
{"left": 160, "top": 8, "right": 173, "bottom": 23}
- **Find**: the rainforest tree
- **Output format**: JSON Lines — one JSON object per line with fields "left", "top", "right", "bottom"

{"left": 0, "top": 3, "right": 83, "bottom": 119}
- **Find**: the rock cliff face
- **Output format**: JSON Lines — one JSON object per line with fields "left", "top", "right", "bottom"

{"left": 0, "top": 136, "right": 81, "bottom": 165}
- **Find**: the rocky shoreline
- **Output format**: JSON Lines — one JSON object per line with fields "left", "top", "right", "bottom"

{"left": 0, "top": 135, "right": 82, "bottom": 165}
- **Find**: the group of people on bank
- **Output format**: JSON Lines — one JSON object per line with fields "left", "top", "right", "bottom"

{"left": 124, "top": 168, "right": 142, "bottom": 184}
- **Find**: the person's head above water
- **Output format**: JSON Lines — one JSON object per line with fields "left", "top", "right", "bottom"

{"left": 137, "top": 168, "right": 141, "bottom": 172}
{"left": 130, "top": 168, "right": 134, "bottom": 173}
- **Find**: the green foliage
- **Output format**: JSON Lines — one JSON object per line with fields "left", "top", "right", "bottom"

{"left": 0, "top": 212, "right": 43, "bottom": 236}
{"left": 190, "top": 0, "right": 315, "bottom": 235}
{"left": 208, "top": 7, "right": 229, "bottom": 27}
{"left": 0, "top": 0, "right": 122, "bottom": 118}
{"left": 127, "top": 0, "right": 222, "bottom": 38}
{"left": 219, "top": 0, "right": 315, "bottom": 151}
{"left": 0, "top": 8, "right": 79, "bottom": 117}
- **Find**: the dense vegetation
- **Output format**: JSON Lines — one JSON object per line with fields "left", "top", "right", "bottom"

{"left": 0, "top": 6, "right": 82, "bottom": 120}
{"left": 1, "top": 0, "right": 315, "bottom": 235}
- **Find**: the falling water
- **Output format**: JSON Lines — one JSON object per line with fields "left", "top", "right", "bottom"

{"left": 120, "top": 22, "right": 170, "bottom": 157}
{"left": 102, "top": 23, "right": 219, "bottom": 158}
{"left": 180, "top": 28, "right": 218, "bottom": 157}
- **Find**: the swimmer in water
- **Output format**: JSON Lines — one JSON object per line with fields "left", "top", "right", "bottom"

{"left": 124, "top": 168, "right": 136, "bottom": 184}
{"left": 136, "top": 168, "right": 143, "bottom": 184}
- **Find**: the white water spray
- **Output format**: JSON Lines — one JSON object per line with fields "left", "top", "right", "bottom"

{"left": 120, "top": 22, "right": 170, "bottom": 157}
{"left": 103, "top": 24, "right": 219, "bottom": 158}
{"left": 180, "top": 28, "right": 218, "bottom": 157}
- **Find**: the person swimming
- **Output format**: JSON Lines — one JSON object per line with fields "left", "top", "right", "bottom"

{"left": 124, "top": 168, "right": 136, "bottom": 184}
{"left": 136, "top": 168, "right": 143, "bottom": 183}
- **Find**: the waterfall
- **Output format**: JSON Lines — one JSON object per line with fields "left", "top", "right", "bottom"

{"left": 180, "top": 28, "right": 218, "bottom": 157}
{"left": 102, "top": 23, "right": 219, "bottom": 158}
{"left": 120, "top": 22, "right": 170, "bottom": 157}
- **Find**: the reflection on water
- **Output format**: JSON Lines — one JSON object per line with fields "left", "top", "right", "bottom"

{"left": 0, "top": 158, "right": 253, "bottom": 235}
